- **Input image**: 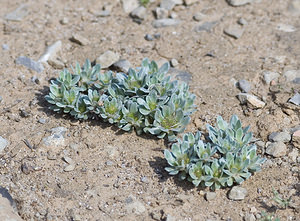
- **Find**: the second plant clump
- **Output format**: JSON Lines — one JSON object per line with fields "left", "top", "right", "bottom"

{"left": 46, "top": 59, "right": 196, "bottom": 141}
{"left": 165, "top": 115, "right": 266, "bottom": 190}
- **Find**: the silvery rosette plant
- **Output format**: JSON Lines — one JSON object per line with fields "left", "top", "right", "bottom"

{"left": 46, "top": 58, "right": 196, "bottom": 140}
{"left": 164, "top": 115, "right": 265, "bottom": 190}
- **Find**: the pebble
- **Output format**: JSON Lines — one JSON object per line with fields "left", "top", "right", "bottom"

{"left": 293, "top": 78, "right": 300, "bottom": 84}
{"left": 60, "top": 17, "right": 69, "bottom": 25}
{"left": 184, "top": 0, "right": 198, "bottom": 5}
{"left": 224, "top": 25, "right": 244, "bottom": 39}
{"left": 161, "top": 0, "right": 176, "bottom": 10}
{"left": 289, "top": 93, "right": 300, "bottom": 106}
{"left": 145, "top": 34, "right": 154, "bottom": 41}
{"left": 48, "top": 58, "right": 65, "bottom": 69}
{"left": 193, "top": 12, "right": 205, "bottom": 21}
{"left": 0, "top": 136, "right": 9, "bottom": 154}
{"left": 195, "top": 21, "right": 218, "bottom": 32}
{"left": 130, "top": 6, "right": 147, "bottom": 20}
{"left": 276, "top": 23, "right": 296, "bottom": 32}
{"left": 121, "top": 0, "right": 139, "bottom": 13}
{"left": 0, "top": 96, "right": 2, "bottom": 103}
{"left": 227, "top": 0, "right": 253, "bottom": 6}
{"left": 2, "top": 44, "right": 9, "bottom": 51}
{"left": 5, "top": 4, "right": 29, "bottom": 21}
{"left": 42, "top": 127, "right": 67, "bottom": 147}
{"left": 47, "top": 151, "right": 57, "bottom": 160}
{"left": 0, "top": 194, "right": 22, "bottom": 221}
{"left": 288, "top": 149, "right": 299, "bottom": 162}
{"left": 125, "top": 200, "right": 146, "bottom": 215}
{"left": 168, "top": 68, "right": 192, "bottom": 83}
{"left": 238, "top": 79, "right": 251, "bottom": 93}
{"left": 15, "top": 56, "right": 44, "bottom": 73}
{"left": 70, "top": 34, "right": 90, "bottom": 46}
{"left": 96, "top": 10, "right": 111, "bottom": 17}
{"left": 38, "top": 40, "right": 62, "bottom": 63}
{"left": 292, "top": 129, "right": 300, "bottom": 148}
{"left": 152, "top": 19, "right": 181, "bottom": 28}
{"left": 263, "top": 71, "right": 280, "bottom": 85}
{"left": 228, "top": 186, "right": 248, "bottom": 200}
{"left": 155, "top": 7, "right": 169, "bottom": 19}
{"left": 170, "top": 58, "right": 179, "bottom": 67}
{"left": 63, "top": 156, "right": 74, "bottom": 164}
{"left": 170, "top": 12, "right": 178, "bottom": 19}
{"left": 154, "top": 33, "right": 161, "bottom": 39}
{"left": 238, "top": 18, "right": 248, "bottom": 25}
{"left": 266, "top": 141, "right": 287, "bottom": 157}
{"left": 284, "top": 70, "right": 300, "bottom": 82}
{"left": 38, "top": 118, "right": 46, "bottom": 124}
{"left": 237, "top": 93, "right": 266, "bottom": 108}
{"left": 268, "top": 131, "right": 291, "bottom": 143}
{"left": 244, "top": 213, "right": 256, "bottom": 221}
{"left": 96, "top": 50, "right": 120, "bottom": 69}
{"left": 111, "top": 59, "right": 131, "bottom": 73}
{"left": 205, "top": 192, "right": 217, "bottom": 201}
{"left": 64, "top": 164, "right": 75, "bottom": 172}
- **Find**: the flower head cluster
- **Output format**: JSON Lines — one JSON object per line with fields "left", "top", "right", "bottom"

{"left": 164, "top": 115, "right": 265, "bottom": 190}
{"left": 46, "top": 59, "right": 196, "bottom": 140}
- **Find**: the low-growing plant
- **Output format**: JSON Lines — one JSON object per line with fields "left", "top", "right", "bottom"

{"left": 139, "top": 0, "right": 150, "bottom": 7}
{"left": 164, "top": 115, "right": 266, "bottom": 190}
{"left": 45, "top": 58, "right": 196, "bottom": 141}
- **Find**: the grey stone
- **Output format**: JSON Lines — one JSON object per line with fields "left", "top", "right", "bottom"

{"left": 145, "top": 34, "right": 154, "bottom": 41}
{"left": 0, "top": 194, "right": 22, "bottom": 221}
{"left": 184, "top": 0, "right": 198, "bottom": 5}
{"left": 288, "top": 0, "right": 300, "bottom": 15}
{"left": 266, "top": 142, "right": 287, "bottom": 157}
{"left": 263, "top": 71, "right": 280, "bottom": 85}
{"left": 170, "top": 58, "right": 179, "bottom": 67}
{"left": 96, "top": 10, "right": 110, "bottom": 17}
{"left": 193, "top": 12, "right": 205, "bottom": 21}
{"left": 244, "top": 213, "right": 256, "bottom": 221}
{"left": 284, "top": 70, "right": 300, "bottom": 82}
{"left": 126, "top": 200, "right": 146, "bottom": 215}
{"left": 5, "top": 4, "right": 29, "bottom": 21}
{"left": 70, "top": 34, "right": 90, "bottom": 46}
{"left": 166, "top": 214, "right": 176, "bottom": 221}
{"left": 121, "top": 0, "right": 139, "bottom": 13}
{"left": 170, "top": 12, "right": 178, "bottom": 19}
{"left": 112, "top": 59, "right": 131, "bottom": 73}
{"left": 38, "top": 118, "right": 46, "bottom": 124}
{"left": 227, "top": 0, "right": 253, "bottom": 6}
{"left": 2, "top": 44, "right": 9, "bottom": 51}
{"left": 205, "top": 192, "right": 217, "bottom": 201}
{"left": 15, "top": 56, "right": 44, "bottom": 73}
{"left": 224, "top": 25, "right": 244, "bottom": 39}
{"left": 288, "top": 149, "right": 299, "bottom": 162}
{"left": 289, "top": 93, "right": 300, "bottom": 106}
{"left": 130, "top": 6, "right": 147, "bottom": 20}
{"left": 48, "top": 58, "right": 65, "bottom": 69}
{"left": 155, "top": 7, "right": 169, "bottom": 19}
{"left": 161, "top": 0, "right": 176, "bottom": 10}
{"left": 38, "top": 40, "right": 62, "bottom": 63}
{"left": 64, "top": 164, "right": 75, "bottom": 172}
{"left": 268, "top": 132, "right": 291, "bottom": 143}
{"left": 195, "top": 21, "right": 218, "bottom": 32}
{"left": 238, "top": 79, "right": 251, "bottom": 93}
{"left": 237, "top": 93, "right": 265, "bottom": 108}
{"left": 97, "top": 51, "right": 120, "bottom": 69}
{"left": 238, "top": 18, "right": 248, "bottom": 25}
{"left": 60, "top": 17, "right": 69, "bottom": 25}
{"left": 293, "top": 78, "right": 300, "bottom": 84}
{"left": 228, "top": 186, "right": 248, "bottom": 200}
{"left": 43, "top": 127, "right": 67, "bottom": 147}
{"left": 154, "top": 33, "right": 161, "bottom": 39}
{"left": 0, "top": 136, "right": 9, "bottom": 154}
{"left": 152, "top": 19, "right": 181, "bottom": 28}
{"left": 168, "top": 68, "right": 192, "bottom": 83}
{"left": 276, "top": 23, "right": 296, "bottom": 32}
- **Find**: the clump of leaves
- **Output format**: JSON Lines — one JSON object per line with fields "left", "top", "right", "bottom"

{"left": 164, "top": 115, "right": 266, "bottom": 190}
{"left": 260, "top": 212, "right": 280, "bottom": 221}
{"left": 139, "top": 0, "right": 150, "bottom": 7}
{"left": 46, "top": 58, "right": 196, "bottom": 141}
{"left": 272, "top": 188, "right": 291, "bottom": 209}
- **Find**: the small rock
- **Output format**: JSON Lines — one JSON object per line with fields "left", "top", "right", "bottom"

{"left": 63, "top": 156, "right": 74, "bottom": 164}
{"left": 121, "top": 0, "right": 139, "bottom": 13}
{"left": 193, "top": 12, "right": 205, "bottom": 21}
{"left": 152, "top": 19, "right": 181, "bottom": 28}
{"left": 96, "top": 50, "right": 120, "bottom": 69}
{"left": 64, "top": 164, "right": 75, "bottom": 172}
{"left": 238, "top": 18, "right": 248, "bottom": 25}
{"left": 140, "top": 176, "right": 148, "bottom": 183}
{"left": 284, "top": 70, "right": 300, "bottom": 82}
{"left": 195, "top": 21, "right": 218, "bottom": 32}
{"left": 288, "top": 0, "right": 300, "bottom": 15}
{"left": 276, "top": 23, "right": 296, "bottom": 32}
{"left": 238, "top": 79, "right": 251, "bottom": 93}
{"left": 292, "top": 129, "right": 300, "bottom": 148}
{"left": 170, "top": 12, "right": 178, "bottom": 19}
{"left": 48, "top": 58, "right": 65, "bottom": 69}
{"left": 228, "top": 186, "right": 248, "bottom": 200}
{"left": 184, "top": 0, "right": 198, "bottom": 5}
{"left": 126, "top": 200, "right": 146, "bottom": 215}
{"left": 263, "top": 71, "right": 280, "bottom": 84}
{"left": 2, "top": 44, "right": 9, "bottom": 51}
{"left": 205, "top": 192, "right": 217, "bottom": 201}
{"left": 38, "top": 118, "right": 46, "bottom": 124}
{"left": 166, "top": 214, "right": 177, "bottom": 221}
{"left": 266, "top": 142, "right": 287, "bottom": 157}
{"left": 268, "top": 132, "right": 291, "bottom": 143}
{"left": 167, "top": 68, "right": 192, "bottom": 83}
{"left": 111, "top": 59, "right": 131, "bottom": 73}
{"left": 105, "top": 161, "right": 114, "bottom": 166}
{"left": 60, "top": 17, "right": 69, "bottom": 25}
{"left": 130, "top": 6, "right": 147, "bottom": 20}
{"left": 145, "top": 34, "right": 154, "bottom": 41}
{"left": 70, "top": 34, "right": 90, "bottom": 46}
{"left": 170, "top": 58, "right": 179, "bottom": 67}
{"left": 96, "top": 10, "right": 111, "bottom": 17}
{"left": 288, "top": 149, "right": 299, "bottom": 162}
{"left": 227, "top": 0, "right": 253, "bottom": 6}
{"left": 224, "top": 25, "right": 244, "bottom": 39}
{"left": 161, "top": 0, "right": 176, "bottom": 10}
{"left": 15, "top": 56, "right": 44, "bottom": 73}
{"left": 244, "top": 213, "right": 256, "bottom": 221}
{"left": 293, "top": 78, "right": 300, "bottom": 84}
{"left": 0, "top": 136, "right": 9, "bottom": 154}
{"left": 5, "top": 4, "right": 29, "bottom": 21}
{"left": 38, "top": 40, "right": 62, "bottom": 63}
{"left": 154, "top": 33, "right": 161, "bottom": 39}
{"left": 43, "top": 127, "right": 67, "bottom": 147}
{"left": 19, "top": 109, "right": 30, "bottom": 118}
{"left": 31, "top": 76, "right": 40, "bottom": 84}
{"left": 289, "top": 93, "right": 300, "bottom": 106}
{"left": 237, "top": 93, "right": 265, "bottom": 108}
{"left": 47, "top": 151, "right": 57, "bottom": 160}
{"left": 0, "top": 194, "right": 22, "bottom": 221}
{"left": 155, "top": 7, "right": 169, "bottom": 19}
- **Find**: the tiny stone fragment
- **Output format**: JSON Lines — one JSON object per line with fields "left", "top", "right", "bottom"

{"left": 2, "top": 44, "right": 9, "bottom": 51}
{"left": 96, "top": 50, "right": 120, "bottom": 69}
{"left": 121, "top": 0, "right": 139, "bottom": 13}
{"left": 228, "top": 186, "right": 248, "bottom": 200}
{"left": 130, "top": 6, "right": 147, "bottom": 20}
{"left": 70, "top": 34, "right": 90, "bottom": 46}
{"left": 224, "top": 25, "right": 244, "bottom": 39}
{"left": 60, "top": 17, "right": 69, "bottom": 25}
{"left": 238, "top": 17, "right": 247, "bottom": 25}
{"left": 161, "top": 0, "right": 176, "bottom": 10}
{"left": 266, "top": 141, "right": 287, "bottom": 157}
{"left": 292, "top": 129, "right": 300, "bottom": 148}
{"left": 284, "top": 70, "right": 300, "bottom": 82}
{"left": 167, "top": 68, "right": 192, "bottom": 84}
{"left": 289, "top": 93, "right": 300, "bottom": 106}
{"left": 238, "top": 79, "right": 251, "bottom": 93}
{"left": 152, "top": 19, "right": 181, "bottom": 28}
{"left": 15, "top": 56, "right": 44, "bottom": 73}
{"left": 276, "top": 23, "right": 296, "bottom": 32}
{"left": 268, "top": 132, "right": 291, "bottom": 143}
{"left": 5, "top": 4, "right": 29, "bottom": 21}
{"left": 205, "top": 192, "right": 217, "bottom": 201}
{"left": 155, "top": 7, "right": 169, "bottom": 19}
{"left": 0, "top": 136, "right": 9, "bottom": 153}
{"left": 38, "top": 40, "right": 62, "bottom": 63}
{"left": 193, "top": 12, "right": 205, "bottom": 21}
{"left": 237, "top": 93, "right": 265, "bottom": 108}
{"left": 48, "top": 58, "right": 65, "bottom": 69}
{"left": 263, "top": 71, "right": 280, "bottom": 85}
{"left": 111, "top": 59, "right": 131, "bottom": 73}
{"left": 227, "top": 0, "right": 253, "bottom": 6}
{"left": 38, "top": 118, "right": 46, "bottom": 124}
{"left": 125, "top": 201, "right": 146, "bottom": 215}
{"left": 170, "top": 58, "right": 179, "bottom": 67}
{"left": 195, "top": 21, "right": 218, "bottom": 32}
{"left": 64, "top": 164, "right": 75, "bottom": 172}
{"left": 145, "top": 34, "right": 154, "bottom": 41}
